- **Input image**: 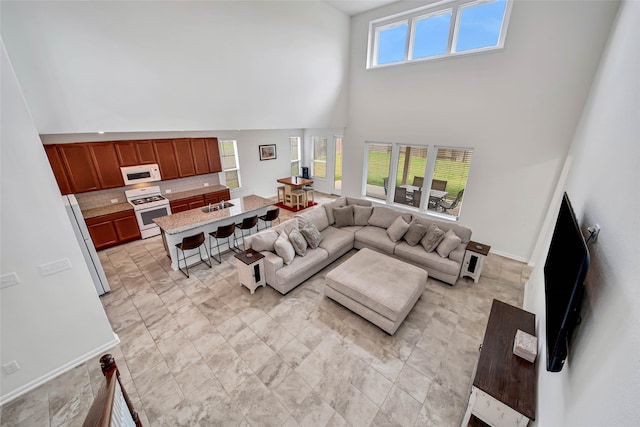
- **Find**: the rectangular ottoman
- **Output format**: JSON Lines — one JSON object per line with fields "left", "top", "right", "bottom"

{"left": 325, "top": 248, "right": 428, "bottom": 335}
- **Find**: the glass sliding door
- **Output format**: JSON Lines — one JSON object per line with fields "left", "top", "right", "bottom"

{"left": 333, "top": 136, "right": 343, "bottom": 194}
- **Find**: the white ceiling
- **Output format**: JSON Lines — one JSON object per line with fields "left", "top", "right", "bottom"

{"left": 324, "top": 0, "right": 398, "bottom": 16}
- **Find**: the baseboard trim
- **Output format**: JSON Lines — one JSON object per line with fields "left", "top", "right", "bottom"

{"left": 490, "top": 248, "right": 529, "bottom": 264}
{"left": 0, "top": 333, "right": 120, "bottom": 406}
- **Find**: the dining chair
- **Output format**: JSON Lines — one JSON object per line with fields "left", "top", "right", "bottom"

{"left": 437, "top": 189, "right": 464, "bottom": 213}
{"left": 394, "top": 187, "right": 410, "bottom": 204}
{"left": 412, "top": 176, "right": 424, "bottom": 187}
{"left": 412, "top": 189, "right": 423, "bottom": 207}
{"left": 431, "top": 179, "right": 447, "bottom": 191}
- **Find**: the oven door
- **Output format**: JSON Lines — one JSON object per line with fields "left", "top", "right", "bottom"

{"left": 134, "top": 204, "right": 171, "bottom": 238}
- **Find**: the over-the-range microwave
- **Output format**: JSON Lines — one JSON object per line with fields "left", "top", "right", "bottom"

{"left": 120, "top": 164, "right": 161, "bottom": 185}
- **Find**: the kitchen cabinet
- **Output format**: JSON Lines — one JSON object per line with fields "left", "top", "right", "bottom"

{"left": 204, "top": 189, "right": 231, "bottom": 205}
{"left": 153, "top": 139, "right": 180, "bottom": 180}
{"left": 58, "top": 144, "right": 101, "bottom": 193}
{"left": 191, "top": 138, "right": 210, "bottom": 175}
{"left": 171, "top": 189, "right": 231, "bottom": 214}
{"left": 206, "top": 137, "right": 222, "bottom": 173}
{"left": 115, "top": 140, "right": 157, "bottom": 166}
{"left": 89, "top": 142, "right": 125, "bottom": 189}
{"left": 172, "top": 138, "right": 196, "bottom": 177}
{"left": 86, "top": 210, "right": 141, "bottom": 250}
{"left": 44, "top": 145, "right": 72, "bottom": 195}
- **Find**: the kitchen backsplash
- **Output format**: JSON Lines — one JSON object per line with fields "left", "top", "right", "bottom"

{"left": 76, "top": 173, "right": 221, "bottom": 210}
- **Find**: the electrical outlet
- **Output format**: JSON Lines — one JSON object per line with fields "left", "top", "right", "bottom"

{"left": 0, "top": 272, "right": 20, "bottom": 289}
{"left": 110, "top": 199, "right": 118, "bottom": 204}
{"left": 203, "top": 183, "right": 209, "bottom": 187}
{"left": 3, "top": 361, "right": 20, "bottom": 375}
{"left": 39, "top": 258, "right": 72, "bottom": 276}
{"left": 165, "top": 189, "right": 172, "bottom": 194}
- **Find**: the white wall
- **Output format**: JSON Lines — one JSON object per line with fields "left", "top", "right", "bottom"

{"left": 0, "top": 1, "right": 350, "bottom": 133}
{"left": 0, "top": 40, "right": 118, "bottom": 404}
{"left": 524, "top": 1, "right": 640, "bottom": 424}
{"left": 343, "top": 0, "right": 619, "bottom": 260}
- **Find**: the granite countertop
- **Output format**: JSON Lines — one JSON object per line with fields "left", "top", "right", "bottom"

{"left": 153, "top": 195, "right": 273, "bottom": 235}
{"left": 81, "top": 186, "right": 229, "bottom": 219}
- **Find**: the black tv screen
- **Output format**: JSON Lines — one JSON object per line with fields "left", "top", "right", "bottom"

{"left": 544, "top": 192, "right": 590, "bottom": 372}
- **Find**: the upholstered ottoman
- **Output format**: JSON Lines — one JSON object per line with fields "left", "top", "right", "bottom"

{"left": 325, "top": 248, "right": 428, "bottom": 335}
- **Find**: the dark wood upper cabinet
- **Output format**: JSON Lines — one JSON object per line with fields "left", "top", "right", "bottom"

{"left": 153, "top": 139, "right": 180, "bottom": 180}
{"left": 57, "top": 143, "right": 100, "bottom": 193}
{"left": 44, "top": 145, "right": 72, "bottom": 195}
{"left": 89, "top": 142, "right": 124, "bottom": 189}
{"left": 136, "top": 140, "right": 156, "bottom": 164}
{"left": 191, "top": 138, "right": 210, "bottom": 175}
{"left": 115, "top": 140, "right": 157, "bottom": 166}
{"left": 205, "top": 137, "right": 222, "bottom": 173}
{"left": 172, "top": 138, "right": 195, "bottom": 177}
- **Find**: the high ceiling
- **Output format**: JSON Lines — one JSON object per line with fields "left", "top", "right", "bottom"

{"left": 324, "top": 0, "right": 398, "bottom": 16}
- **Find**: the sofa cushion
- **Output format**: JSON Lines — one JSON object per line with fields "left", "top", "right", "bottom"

{"left": 354, "top": 226, "right": 397, "bottom": 254}
{"left": 386, "top": 216, "right": 410, "bottom": 242}
{"left": 319, "top": 226, "right": 355, "bottom": 258}
{"left": 288, "top": 229, "right": 308, "bottom": 256}
{"left": 275, "top": 247, "right": 329, "bottom": 285}
{"left": 274, "top": 232, "right": 295, "bottom": 265}
{"left": 395, "top": 242, "right": 462, "bottom": 277}
{"left": 323, "top": 196, "right": 347, "bottom": 225}
{"left": 296, "top": 206, "right": 329, "bottom": 232}
{"left": 436, "top": 229, "right": 462, "bottom": 257}
{"left": 368, "top": 206, "right": 412, "bottom": 229}
{"left": 403, "top": 221, "right": 428, "bottom": 246}
{"left": 251, "top": 229, "right": 279, "bottom": 252}
{"left": 421, "top": 223, "right": 445, "bottom": 252}
{"left": 300, "top": 223, "right": 323, "bottom": 249}
{"left": 273, "top": 218, "right": 299, "bottom": 236}
{"left": 346, "top": 197, "right": 373, "bottom": 207}
{"left": 412, "top": 216, "right": 472, "bottom": 243}
{"left": 353, "top": 206, "right": 373, "bottom": 226}
{"left": 334, "top": 206, "right": 355, "bottom": 228}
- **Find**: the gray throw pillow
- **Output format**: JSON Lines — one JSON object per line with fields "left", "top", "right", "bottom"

{"left": 300, "top": 223, "right": 323, "bottom": 249}
{"left": 333, "top": 206, "right": 355, "bottom": 228}
{"left": 404, "top": 221, "right": 428, "bottom": 246}
{"left": 353, "top": 205, "right": 373, "bottom": 226}
{"left": 274, "top": 231, "right": 295, "bottom": 264}
{"left": 436, "top": 229, "right": 462, "bottom": 257}
{"left": 386, "top": 216, "right": 410, "bottom": 242}
{"left": 288, "top": 229, "right": 307, "bottom": 256}
{"left": 421, "top": 223, "right": 445, "bottom": 252}
{"left": 251, "top": 229, "right": 279, "bottom": 252}
{"left": 323, "top": 196, "right": 347, "bottom": 225}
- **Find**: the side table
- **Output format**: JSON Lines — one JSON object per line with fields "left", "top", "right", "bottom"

{"left": 234, "top": 248, "right": 266, "bottom": 294}
{"left": 461, "top": 241, "right": 491, "bottom": 283}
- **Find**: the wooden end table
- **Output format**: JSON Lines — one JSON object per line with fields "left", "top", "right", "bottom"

{"left": 461, "top": 241, "right": 491, "bottom": 283}
{"left": 234, "top": 248, "right": 266, "bottom": 294}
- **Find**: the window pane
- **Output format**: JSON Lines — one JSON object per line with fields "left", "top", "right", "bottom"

{"left": 412, "top": 12, "right": 451, "bottom": 59}
{"left": 365, "top": 143, "right": 392, "bottom": 201}
{"left": 394, "top": 146, "right": 428, "bottom": 207}
{"left": 431, "top": 148, "right": 473, "bottom": 217}
{"left": 225, "top": 170, "right": 239, "bottom": 190}
{"left": 312, "top": 137, "right": 327, "bottom": 178}
{"left": 290, "top": 137, "right": 300, "bottom": 162}
{"left": 291, "top": 161, "right": 300, "bottom": 176}
{"left": 377, "top": 22, "right": 408, "bottom": 65}
{"left": 219, "top": 140, "right": 241, "bottom": 190}
{"left": 456, "top": 0, "right": 507, "bottom": 52}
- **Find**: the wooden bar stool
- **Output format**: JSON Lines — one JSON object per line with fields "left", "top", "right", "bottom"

{"left": 277, "top": 186, "right": 285, "bottom": 204}
{"left": 235, "top": 215, "right": 258, "bottom": 250}
{"left": 209, "top": 223, "right": 238, "bottom": 263}
{"left": 303, "top": 186, "right": 314, "bottom": 207}
{"left": 175, "top": 232, "right": 211, "bottom": 278}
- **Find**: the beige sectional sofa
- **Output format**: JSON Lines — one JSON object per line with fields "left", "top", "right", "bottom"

{"left": 244, "top": 196, "right": 472, "bottom": 295}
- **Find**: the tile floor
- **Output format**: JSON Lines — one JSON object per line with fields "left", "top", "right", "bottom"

{"left": 0, "top": 197, "right": 529, "bottom": 427}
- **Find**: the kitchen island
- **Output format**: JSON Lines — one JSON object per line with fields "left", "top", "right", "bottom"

{"left": 154, "top": 195, "right": 273, "bottom": 270}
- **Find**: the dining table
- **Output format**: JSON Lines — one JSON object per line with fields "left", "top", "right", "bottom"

{"left": 277, "top": 176, "right": 314, "bottom": 208}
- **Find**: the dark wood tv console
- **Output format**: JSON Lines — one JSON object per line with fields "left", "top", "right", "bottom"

{"left": 461, "top": 299, "right": 536, "bottom": 426}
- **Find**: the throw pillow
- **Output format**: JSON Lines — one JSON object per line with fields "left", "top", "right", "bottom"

{"left": 333, "top": 206, "right": 355, "bottom": 228}
{"left": 250, "top": 229, "right": 279, "bottom": 252}
{"left": 368, "top": 206, "right": 405, "bottom": 229}
{"left": 323, "top": 196, "right": 347, "bottom": 225}
{"left": 274, "top": 232, "right": 295, "bottom": 265}
{"left": 288, "top": 229, "right": 308, "bottom": 256}
{"left": 353, "top": 205, "right": 373, "bottom": 226}
{"left": 404, "top": 221, "right": 428, "bottom": 246}
{"left": 296, "top": 207, "right": 329, "bottom": 231}
{"left": 300, "top": 223, "right": 323, "bottom": 249}
{"left": 421, "top": 223, "right": 445, "bottom": 252}
{"left": 436, "top": 229, "right": 462, "bottom": 258}
{"left": 386, "top": 216, "right": 410, "bottom": 242}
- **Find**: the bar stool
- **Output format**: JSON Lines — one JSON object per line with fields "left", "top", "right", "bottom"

{"left": 258, "top": 208, "right": 280, "bottom": 230}
{"left": 302, "top": 185, "right": 314, "bottom": 207}
{"left": 235, "top": 215, "right": 258, "bottom": 250}
{"left": 285, "top": 186, "right": 306, "bottom": 210}
{"left": 277, "top": 186, "right": 285, "bottom": 204}
{"left": 175, "top": 232, "right": 211, "bottom": 278}
{"left": 209, "top": 223, "right": 238, "bottom": 263}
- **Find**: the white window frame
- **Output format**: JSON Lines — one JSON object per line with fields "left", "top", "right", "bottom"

{"left": 367, "top": 0, "right": 512, "bottom": 69}
{"left": 311, "top": 136, "right": 327, "bottom": 179}
{"left": 219, "top": 139, "right": 241, "bottom": 190}
{"left": 290, "top": 136, "right": 301, "bottom": 176}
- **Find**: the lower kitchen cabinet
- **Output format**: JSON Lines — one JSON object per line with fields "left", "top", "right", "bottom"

{"left": 86, "top": 210, "right": 141, "bottom": 250}
{"left": 171, "top": 189, "right": 231, "bottom": 214}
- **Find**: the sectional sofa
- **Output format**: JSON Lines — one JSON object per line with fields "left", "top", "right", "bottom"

{"left": 244, "top": 196, "right": 472, "bottom": 295}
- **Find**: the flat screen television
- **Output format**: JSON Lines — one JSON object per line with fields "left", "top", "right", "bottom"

{"left": 544, "top": 192, "right": 590, "bottom": 372}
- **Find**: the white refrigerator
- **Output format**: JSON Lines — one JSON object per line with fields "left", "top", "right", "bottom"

{"left": 63, "top": 195, "right": 111, "bottom": 296}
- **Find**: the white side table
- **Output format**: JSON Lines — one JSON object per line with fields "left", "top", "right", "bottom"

{"left": 234, "top": 249, "right": 266, "bottom": 294}
{"left": 461, "top": 241, "right": 491, "bottom": 283}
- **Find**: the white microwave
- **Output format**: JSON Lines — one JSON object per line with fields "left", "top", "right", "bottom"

{"left": 120, "top": 164, "right": 161, "bottom": 185}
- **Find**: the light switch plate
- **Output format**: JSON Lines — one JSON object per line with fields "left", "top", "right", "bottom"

{"left": 39, "top": 259, "right": 72, "bottom": 276}
{"left": 111, "top": 199, "right": 118, "bottom": 204}
{"left": 0, "top": 272, "right": 20, "bottom": 289}
{"left": 3, "top": 361, "right": 20, "bottom": 375}
{"left": 203, "top": 183, "right": 209, "bottom": 187}
{"left": 165, "top": 189, "right": 172, "bottom": 194}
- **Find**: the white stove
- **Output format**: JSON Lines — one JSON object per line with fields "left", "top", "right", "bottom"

{"left": 125, "top": 186, "right": 171, "bottom": 239}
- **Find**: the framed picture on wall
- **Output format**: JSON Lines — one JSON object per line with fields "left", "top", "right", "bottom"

{"left": 259, "top": 144, "right": 277, "bottom": 161}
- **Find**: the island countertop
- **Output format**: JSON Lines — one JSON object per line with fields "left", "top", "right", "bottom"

{"left": 153, "top": 195, "right": 273, "bottom": 235}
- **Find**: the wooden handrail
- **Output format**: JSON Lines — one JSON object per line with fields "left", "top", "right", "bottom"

{"left": 82, "top": 354, "right": 142, "bottom": 427}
